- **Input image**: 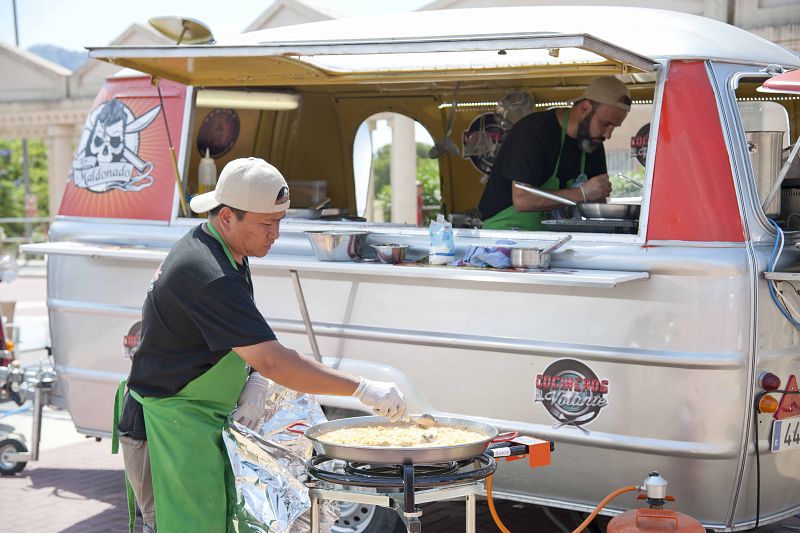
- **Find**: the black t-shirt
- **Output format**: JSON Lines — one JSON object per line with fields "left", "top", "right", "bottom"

{"left": 118, "top": 224, "right": 276, "bottom": 438}
{"left": 478, "top": 109, "right": 607, "bottom": 220}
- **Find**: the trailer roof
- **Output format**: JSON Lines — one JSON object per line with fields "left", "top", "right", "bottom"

{"left": 88, "top": 6, "right": 800, "bottom": 87}
{"left": 227, "top": 6, "right": 800, "bottom": 66}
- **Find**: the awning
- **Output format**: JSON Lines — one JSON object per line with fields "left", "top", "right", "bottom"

{"left": 88, "top": 33, "right": 657, "bottom": 87}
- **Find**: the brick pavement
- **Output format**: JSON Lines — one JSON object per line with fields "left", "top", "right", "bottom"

{"left": 2, "top": 438, "right": 798, "bottom": 532}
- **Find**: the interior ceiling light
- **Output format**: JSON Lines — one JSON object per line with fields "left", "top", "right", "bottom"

{"left": 196, "top": 90, "right": 301, "bottom": 110}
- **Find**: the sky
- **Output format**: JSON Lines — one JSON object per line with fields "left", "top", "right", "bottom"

{"left": 0, "top": 0, "right": 431, "bottom": 50}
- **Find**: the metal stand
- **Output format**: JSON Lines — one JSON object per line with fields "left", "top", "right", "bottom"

{"left": 3, "top": 364, "right": 54, "bottom": 464}
{"left": 308, "top": 481, "right": 482, "bottom": 533}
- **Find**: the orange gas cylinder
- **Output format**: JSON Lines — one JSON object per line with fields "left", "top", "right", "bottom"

{"left": 607, "top": 507, "right": 705, "bottom": 533}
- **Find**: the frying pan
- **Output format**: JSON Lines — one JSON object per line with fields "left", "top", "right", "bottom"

{"left": 288, "top": 416, "right": 515, "bottom": 463}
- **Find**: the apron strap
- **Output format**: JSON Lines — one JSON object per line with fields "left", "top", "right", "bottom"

{"left": 111, "top": 378, "right": 127, "bottom": 454}
{"left": 550, "top": 108, "right": 587, "bottom": 181}
{"left": 206, "top": 222, "right": 238, "bottom": 271}
{"left": 111, "top": 378, "right": 138, "bottom": 533}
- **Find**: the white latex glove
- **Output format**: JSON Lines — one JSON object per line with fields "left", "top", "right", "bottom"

{"left": 232, "top": 372, "right": 270, "bottom": 430}
{"left": 352, "top": 378, "right": 408, "bottom": 422}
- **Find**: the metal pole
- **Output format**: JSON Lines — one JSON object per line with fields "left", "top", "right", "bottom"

{"left": 466, "top": 492, "right": 476, "bottom": 533}
{"left": 12, "top": 0, "right": 20, "bottom": 46}
{"left": 22, "top": 141, "right": 31, "bottom": 239}
{"left": 289, "top": 269, "right": 322, "bottom": 362}
{"left": 12, "top": 0, "right": 32, "bottom": 239}
{"left": 30, "top": 381, "right": 43, "bottom": 461}
{"left": 310, "top": 492, "right": 320, "bottom": 533}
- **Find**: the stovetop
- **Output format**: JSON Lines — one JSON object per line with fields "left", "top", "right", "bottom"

{"left": 543, "top": 218, "right": 638, "bottom": 234}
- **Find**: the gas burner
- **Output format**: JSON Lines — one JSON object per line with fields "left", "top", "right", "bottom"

{"left": 307, "top": 453, "right": 496, "bottom": 489}
{"left": 344, "top": 460, "right": 462, "bottom": 478}
{"left": 306, "top": 453, "right": 496, "bottom": 533}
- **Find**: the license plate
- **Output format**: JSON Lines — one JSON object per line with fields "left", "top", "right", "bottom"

{"left": 770, "top": 419, "right": 800, "bottom": 453}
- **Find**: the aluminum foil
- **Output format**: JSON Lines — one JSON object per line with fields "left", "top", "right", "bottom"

{"left": 223, "top": 381, "right": 339, "bottom": 533}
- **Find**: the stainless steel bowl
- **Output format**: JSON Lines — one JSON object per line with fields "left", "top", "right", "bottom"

{"left": 371, "top": 244, "right": 408, "bottom": 264}
{"left": 306, "top": 231, "right": 368, "bottom": 261}
{"left": 577, "top": 202, "right": 641, "bottom": 220}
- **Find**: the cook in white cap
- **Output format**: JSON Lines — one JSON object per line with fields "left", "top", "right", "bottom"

{"left": 114, "top": 157, "right": 407, "bottom": 533}
{"left": 478, "top": 76, "right": 632, "bottom": 231}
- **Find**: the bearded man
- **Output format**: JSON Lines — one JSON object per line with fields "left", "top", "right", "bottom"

{"left": 478, "top": 76, "right": 631, "bottom": 231}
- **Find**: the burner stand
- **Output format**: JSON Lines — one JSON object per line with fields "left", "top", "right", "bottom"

{"left": 306, "top": 453, "right": 496, "bottom": 533}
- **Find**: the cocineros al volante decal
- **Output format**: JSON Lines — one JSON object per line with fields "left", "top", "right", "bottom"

{"left": 535, "top": 359, "right": 609, "bottom": 433}
{"left": 123, "top": 321, "right": 142, "bottom": 359}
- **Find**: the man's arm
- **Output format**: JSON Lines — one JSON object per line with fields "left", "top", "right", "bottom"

{"left": 510, "top": 173, "right": 611, "bottom": 212}
{"left": 234, "top": 340, "right": 359, "bottom": 395}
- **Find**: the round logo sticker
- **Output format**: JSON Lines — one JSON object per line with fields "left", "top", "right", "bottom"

{"left": 535, "top": 358, "right": 609, "bottom": 432}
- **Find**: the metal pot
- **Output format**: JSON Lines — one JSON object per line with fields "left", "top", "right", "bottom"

{"left": 289, "top": 415, "right": 503, "bottom": 464}
{"left": 305, "top": 230, "right": 368, "bottom": 261}
{"left": 371, "top": 244, "right": 408, "bottom": 264}
{"left": 577, "top": 202, "right": 641, "bottom": 220}
{"left": 510, "top": 234, "right": 572, "bottom": 269}
{"left": 747, "top": 131, "right": 785, "bottom": 216}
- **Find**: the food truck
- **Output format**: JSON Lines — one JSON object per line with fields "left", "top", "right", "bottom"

{"left": 15, "top": 6, "right": 800, "bottom": 531}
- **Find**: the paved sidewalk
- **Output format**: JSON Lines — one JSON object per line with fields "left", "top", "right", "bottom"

{"left": 0, "top": 439, "right": 128, "bottom": 533}
{"left": 2, "top": 435, "right": 800, "bottom": 532}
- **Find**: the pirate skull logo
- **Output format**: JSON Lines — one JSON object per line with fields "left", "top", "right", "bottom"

{"left": 89, "top": 99, "right": 128, "bottom": 165}
{"left": 71, "top": 98, "right": 161, "bottom": 193}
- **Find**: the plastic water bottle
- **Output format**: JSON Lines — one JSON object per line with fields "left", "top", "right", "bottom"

{"left": 429, "top": 214, "right": 455, "bottom": 265}
{"left": 198, "top": 148, "right": 217, "bottom": 194}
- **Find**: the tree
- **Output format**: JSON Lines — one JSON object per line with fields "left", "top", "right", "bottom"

{"left": 0, "top": 139, "right": 50, "bottom": 244}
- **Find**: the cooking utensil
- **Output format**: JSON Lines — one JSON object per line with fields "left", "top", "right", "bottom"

{"left": 577, "top": 203, "right": 640, "bottom": 220}
{"left": 429, "top": 83, "right": 461, "bottom": 159}
{"left": 514, "top": 182, "right": 576, "bottom": 206}
{"left": 617, "top": 173, "right": 644, "bottom": 189}
{"left": 371, "top": 244, "right": 408, "bottom": 264}
{"left": 416, "top": 413, "right": 436, "bottom": 429}
{"left": 285, "top": 197, "right": 331, "bottom": 220}
{"left": 305, "top": 230, "right": 368, "bottom": 261}
{"left": 510, "top": 234, "right": 572, "bottom": 269}
{"left": 288, "top": 415, "right": 511, "bottom": 464}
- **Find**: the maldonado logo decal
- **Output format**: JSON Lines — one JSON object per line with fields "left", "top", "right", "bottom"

{"left": 535, "top": 358, "right": 609, "bottom": 434}
{"left": 71, "top": 98, "right": 161, "bottom": 193}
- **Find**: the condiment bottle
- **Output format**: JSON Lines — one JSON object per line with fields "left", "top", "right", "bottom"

{"left": 198, "top": 148, "right": 217, "bottom": 194}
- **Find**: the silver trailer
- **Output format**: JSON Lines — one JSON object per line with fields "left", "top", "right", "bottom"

{"left": 20, "top": 7, "right": 800, "bottom": 531}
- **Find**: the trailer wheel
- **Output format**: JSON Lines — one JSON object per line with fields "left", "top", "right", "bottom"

{"left": 0, "top": 438, "right": 27, "bottom": 475}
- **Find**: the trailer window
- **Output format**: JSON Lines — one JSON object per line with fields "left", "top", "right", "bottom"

{"left": 604, "top": 101, "right": 654, "bottom": 200}
{"left": 353, "top": 113, "right": 441, "bottom": 226}
{"left": 734, "top": 77, "right": 792, "bottom": 222}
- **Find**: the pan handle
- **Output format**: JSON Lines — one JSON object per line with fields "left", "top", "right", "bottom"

{"left": 491, "top": 431, "right": 519, "bottom": 443}
{"left": 286, "top": 421, "right": 310, "bottom": 434}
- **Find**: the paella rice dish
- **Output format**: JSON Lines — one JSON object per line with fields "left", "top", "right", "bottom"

{"left": 318, "top": 425, "right": 486, "bottom": 448}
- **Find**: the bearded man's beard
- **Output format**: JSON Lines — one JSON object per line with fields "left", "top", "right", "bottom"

{"left": 577, "top": 107, "right": 604, "bottom": 153}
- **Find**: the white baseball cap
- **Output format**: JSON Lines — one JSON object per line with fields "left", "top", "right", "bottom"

{"left": 190, "top": 157, "right": 290, "bottom": 214}
{"left": 573, "top": 76, "right": 632, "bottom": 112}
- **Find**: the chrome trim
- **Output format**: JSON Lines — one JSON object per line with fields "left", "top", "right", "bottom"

{"left": 266, "top": 317, "right": 744, "bottom": 370}
{"left": 48, "top": 299, "right": 142, "bottom": 318}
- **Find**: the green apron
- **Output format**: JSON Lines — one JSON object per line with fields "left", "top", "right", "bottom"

{"left": 483, "top": 108, "right": 586, "bottom": 231}
{"left": 113, "top": 222, "right": 250, "bottom": 533}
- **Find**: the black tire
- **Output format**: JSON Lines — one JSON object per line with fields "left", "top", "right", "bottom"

{"left": 0, "top": 438, "right": 27, "bottom": 475}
